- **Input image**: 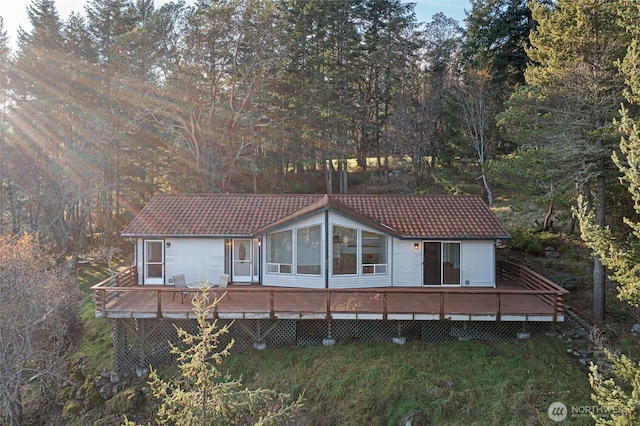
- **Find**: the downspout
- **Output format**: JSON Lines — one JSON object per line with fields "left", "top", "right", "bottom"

{"left": 325, "top": 210, "right": 330, "bottom": 289}
{"left": 129, "top": 238, "right": 139, "bottom": 284}
{"left": 390, "top": 237, "right": 393, "bottom": 287}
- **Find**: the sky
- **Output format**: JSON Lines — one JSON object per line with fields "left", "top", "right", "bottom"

{"left": 1, "top": 0, "right": 470, "bottom": 50}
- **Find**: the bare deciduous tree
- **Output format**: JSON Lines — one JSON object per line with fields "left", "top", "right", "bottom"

{"left": 0, "top": 233, "right": 79, "bottom": 425}
{"left": 458, "top": 68, "right": 495, "bottom": 206}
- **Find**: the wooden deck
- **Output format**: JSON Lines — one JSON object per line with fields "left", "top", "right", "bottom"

{"left": 92, "top": 258, "right": 567, "bottom": 322}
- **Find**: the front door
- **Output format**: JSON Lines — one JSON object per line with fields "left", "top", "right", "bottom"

{"left": 144, "top": 240, "right": 164, "bottom": 284}
{"left": 232, "top": 239, "right": 256, "bottom": 283}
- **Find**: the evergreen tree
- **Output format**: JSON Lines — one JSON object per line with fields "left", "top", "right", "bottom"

{"left": 464, "top": 0, "right": 536, "bottom": 93}
{"left": 576, "top": 3, "right": 640, "bottom": 422}
{"left": 354, "top": 0, "right": 419, "bottom": 179}
{"left": 127, "top": 290, "right": 302, "bottom": 425}
{"left": 462, "top": 0, "right": 538, "bottom": 157}
{"left": 504, "top": 0, "right": 628, "bottom": 319}
{"left": 9, "top": 0, "right": 79, "bottom": 250}
{"left": 274, "top": 0, "right": 420, "bottom": 193}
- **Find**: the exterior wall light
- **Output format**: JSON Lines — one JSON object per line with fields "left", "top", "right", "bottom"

{"left": 413, "top": 242, "right": 420, "bottom": 250}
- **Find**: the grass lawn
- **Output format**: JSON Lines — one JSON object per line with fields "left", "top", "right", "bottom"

{"left": 72, "top": 262, "right": 118, "bottom": 370}
{"left": 221, "top": 336, "right": 594, "bottom": 425}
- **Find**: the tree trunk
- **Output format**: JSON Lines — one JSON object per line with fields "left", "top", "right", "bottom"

{"left": 543, "top": 203, "right": 553, "bottom": 231}
{"left": 339, "top": 158, "right": 348, "bottom": 194}
{"left": 593, "top": 140, "right": 607, "bottom": 320}
{"left": 324, "top": 159, "right": 333, "bottom": 194}
{"left": 480, "top": 164, "right": 494, "bottom": 206}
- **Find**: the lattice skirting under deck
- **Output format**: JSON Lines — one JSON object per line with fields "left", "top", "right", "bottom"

{"left": 111, "top": 319, "right": 551, "bottom": 373}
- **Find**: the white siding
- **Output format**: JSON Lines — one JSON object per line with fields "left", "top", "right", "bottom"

{"left": 164, "top": 238, "right": 226, "bottom": 286}
{"left": 391, "top": 239, "right": 496, "bottom": 287}
{"left": 135, "top": 239, "right": 143, "bottom": 284}
{"left": 392, "top": 239, "right": 423, "bottom": 287}
{"left": 133, "top": 220, "right": 496, "bottom": 289}
{"left": 461, "top": 240, "right": 496, "bottom": 287}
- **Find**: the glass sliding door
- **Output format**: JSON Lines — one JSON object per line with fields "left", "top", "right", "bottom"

{"left": 442, "top": 242, "right": 461, "bottom": 285}
{"left": 423, "top": 242, "right": 442, "bottom": 285}
{"left": 423, "top": 241, "right": 461, "bottom": 285}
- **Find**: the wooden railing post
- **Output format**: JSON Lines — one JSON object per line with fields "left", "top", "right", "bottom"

{"left": 439, "top": 292, "right": 445, "bottom": 320}
{"left": 496, "top": 293, "right": 501, "bottom": 321}
{"left": 96, "top": 289, "right": 105, "bottom": 316}
{"left": 383, "top": 291, "right": 388, "bottom": 321}
{"left": 157, "top": 290, "right": 162, "bottom": 318}
{"left": 270, "top": 291, "right": 275, "bottom": 319}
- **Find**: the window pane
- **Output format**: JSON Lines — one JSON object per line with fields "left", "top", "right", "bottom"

{"left": 297, "top": 225, "right": 321, "bottom": 275}
{"left": 442, "top": 242, "right": 460, "bottom": 284}
{"left": 362, "top": 231, "right": 386, "bottom": 265}
{"left": 423, "top": 242, "right": 441, "bottom": 285}
{"left": 147, "top": 263, "right": 163, "bottom": 278}
{"left": 333, "top": 225, "right": 357, "bottom": 275}
{"left": 147, "top": 241, "right": 163, "bottom": 262}
{"left": 267, "top": 230, "right": 292, "bottom": 264}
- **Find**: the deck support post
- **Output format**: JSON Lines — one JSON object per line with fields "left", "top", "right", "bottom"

{"left": 392, "top": 321, "right": 406, "bottom": 345}
{"left": 112, "top": 319, "right": 126, "bottom": 373}
{"left": 323, "top": 319, "right": 336, "bottom": 346}
{"left": 136, "top": 319, "right": 145, "bottom": 369}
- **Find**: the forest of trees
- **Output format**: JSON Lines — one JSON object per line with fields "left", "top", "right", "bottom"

{"left": 0, "top": 0, "right": 638, "bottom": 312}
{"left": 0, "top": 0, "right": 531, "bottom": 256}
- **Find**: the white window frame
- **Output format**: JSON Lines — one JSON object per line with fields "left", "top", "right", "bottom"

{"left": 265, "top": 230, "right": 292, "bottom": 275}
{"left": 296, "top": 225, "right": 322, "bottom": 276}
{"left": 361, "top": 230, "right": 388, "bottom": 275}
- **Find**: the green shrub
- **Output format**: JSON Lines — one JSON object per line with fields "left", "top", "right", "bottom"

{"left": 509, "top": 228, "right": 544, "bottom": 255}
{"left": 548, "top": 272, "right": 581, "bottom": 290}
{"left": 509, "top": 227, "right": 559, "bottom": 256}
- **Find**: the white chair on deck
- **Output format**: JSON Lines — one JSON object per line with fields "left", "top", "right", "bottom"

{"left": 214, "top": 273, "right": 230, "bottom": 300}
{"left": 217, "top": 273, "right": 230, "bottom": 288}
{"left": 172, "top": 274, "right": 191, "bottom": 303}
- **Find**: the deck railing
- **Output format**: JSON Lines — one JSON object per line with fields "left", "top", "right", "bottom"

{"left": 92, "top": 260, "right": 568, "bottom": 322}
{"left": 496, "top": 255, "right": 568, "bottom": 321}
{"left": 93, "top": 266, "right": 138, "bottom": 313}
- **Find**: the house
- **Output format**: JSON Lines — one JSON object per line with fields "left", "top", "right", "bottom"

{"left": 95, "top": 193, "right": 567, "bottom": 372}
{"left": 121, "top": 193, "right": 511, "bottom": 289}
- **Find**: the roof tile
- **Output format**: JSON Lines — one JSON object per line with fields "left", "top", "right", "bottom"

{"left": 121, "top": 194, "right": 510, "bottom": 239}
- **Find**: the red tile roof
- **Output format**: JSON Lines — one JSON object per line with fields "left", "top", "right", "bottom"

{"left": 121, "top": 194, "right": 510, "bottom": 239}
